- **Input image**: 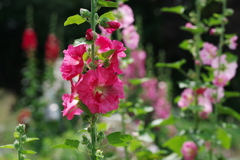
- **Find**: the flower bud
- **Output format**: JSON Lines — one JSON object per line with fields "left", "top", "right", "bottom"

{"left": 21, "top": 135, "right": 27, "bottom": 143}
{"left": 96, "top": 150, "right": 104, "bottom": 159}
{"left": 85, "top": 28, "right": 94, "bottom": 40}
{"left": 87, "top": 143, "right": 93, "bottom": 150}
{"left": 103, "top": 59, "right": 110, "bottom": 68}
{"left": 82, "top": 115, "right": 91, "bottom": 123}
{"left": 181, "top": 141, "right": 198, "bottom": 160}
{"left": 80, "top": 8, "right": 91, "bottom": 19}
{"left": 19, "top": 154, "right": 26, "bottom": 160}
{"left": 225, "top": 8, "right": 234, "bottom": 16}
{"left": 81, "top": 135, "right": 90, "bottom": 145}
{"left": 15, "top": 124, "right": 25, "bottom": 135}
{"left": 13, "top": 140, "right": 20, "bottom": 150}
{"left": 99, "top": 17, "right": 110, "bottom": 28}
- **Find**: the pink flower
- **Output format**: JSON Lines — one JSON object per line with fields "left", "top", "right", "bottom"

{"left": 198, "top": 96, "right": 212, "bottom": 119}
{"left": 123, "top": 50, "right": 146, "bottom": 80}
{"left": 122, "top": 25, "right": 140, "bottom": 50}
{"left": 204, "top": 87, "right": 224, "bottom": 103}
{"left": 209, "top": 28, "right": 216, "bottom": 35}
{"left": 181, "top": 141, "right": 198, "bottom": 160}
{"left": 99, "top": 25, "right": 111, "bottom": 38}
{"left": 22, "top": 28, "right": 38, "bottom": 53}
{"left": 104, "top": 21, "right": 121, "bottom": 33}
{"left": 229, "top": 35, "right": 238, "bottom": 50}
{"left": 199, "top": 42, "right": 218, "bottom": 65}
{"left": 60, "top": 44, "right": 87, "bottom": 80}
{"left": 211, "top": 54, "right": 238, "bottom": 80}
{"left": 212, "top": 74, "right": 229, "bottom": 87}
{"left": 45, "top": 33, "right": 60, "bottom": 63}
{"left": 113, "top": 4, "right": 134, "bottom": 29}
{"left": 141, "top": 78, "right": 158, "bottom": 103}
{"left": 185, "top": 22, "right": 196, "bottom": 29}
{"left": 76, "top": 67, "right": 124, "bottom": 114}
{"left": 62, "top": 82, "right": 83, "bottom": 120}
{"left": 178, "top": 88, "right": 194, "bottom": 108}
{"left": 85, "top": 28, "right": 94, "bottom": 40}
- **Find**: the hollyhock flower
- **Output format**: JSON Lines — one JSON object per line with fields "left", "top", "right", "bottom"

{"left": 198, "top": 96, "right": 212, "bottom": 119}
{"left": 178, "top": 88, "right": 194, "bottom": 108}
{"left": 103, "top": 21, "right": 121, "bottom": 33}
{"left": 17, "top": 108, "right": 31, "bottom": 124}
{"left": 76, "top": 67, "right": 124, "bottom": 114}
{"left": 185, "top": 22, "right": 196, "bottom": 29}
{"left": 85, "top": 28, "right": 94, "bottom": 40}
{"left": 62, "top": 82, "right": 83, "bottom": 120}
{"left": 181, "top": 141, "right": 198, "bottom": 160}
{"left": 45, "top": 33, "right": 60, "bottom": 63}
{"left": 113, "top": 4, "right": 134, "bottom": 29}
{"left": 228, "top": 35, "right": 238, "bottom": 50}
{"left": 204, "top": 87, "right": 224, "bottom": 103}
{"left": 22, "top": 28, "right": 38, "bottom": 52}
{"left": 212, "top": 74, "right": 229, "bottom": 87}
{"left": 209, "top": 28, "right": 216, "bottom": 35}
{"left": 99, "top": 25, "right": 111, "bottom": 39}
{"left": 123, "top": 50, "right": 146, "bottom": 80}
{"left": 153, "top": 82, "right": 171, "bottom": 119}
{"left": 211, "top": 54, "right": 238, "bottom": 80}
{"left": 141, "top": 78, "right": 158, "bottom": 103}
{"left": 122, "top": 25, "right": 140, "bottom": 50}
{"left": 199, "top": 42, "right": 218, "bottom": 65}
{"left": 60, "top": 44, "right": 87, "bottom": 80}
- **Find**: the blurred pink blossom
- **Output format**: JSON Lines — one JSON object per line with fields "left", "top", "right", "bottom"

{"left": 199, "top": 42, "right": 218, "bottom": 65}
{"left": 209, "top": 28, "right": 216, "bottom": 35}
{"left": 198, "top": 96, "right": 213, "bottom": 119}
{"left": 185, "top": 22, "right": 196, "bottom": 29}
{"left": 181, "top": 141, "right": 198, "bottom": 160}
{"left": 141, "top": 78, "right": 158, "bottom": 103}
{"left": 178, "top": 88, "right": 194, "bottom": 108}
{"left": 113, "top": 4, "right": 134, "bottom": 29}
{"left": 228, "top": 35, "right": 238, "bottom": 50}
{"left": 122, "top": 25, "right": 140, "bottom": 50}
{"left": 204, "top": 87, "right": 224, "bottom": 103}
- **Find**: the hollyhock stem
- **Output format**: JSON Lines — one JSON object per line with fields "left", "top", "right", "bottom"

{"left": 90, "top": 114, "right": 98, "bottom": 160}
{"left": 91, "top": 0, "right": 96, "bottom": 69}
{"left": 121, "top": 110, "right": 130, "bottom": 160}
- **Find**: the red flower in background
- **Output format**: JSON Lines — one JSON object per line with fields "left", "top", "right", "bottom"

{"left": 22, "top": 28, "right": 38, "bottom": 52}
{"left": 17, "top": 108, "right": 32, "bottom": 124}
{"left": 45, "top": 33, "right": 60, "bottom": 63}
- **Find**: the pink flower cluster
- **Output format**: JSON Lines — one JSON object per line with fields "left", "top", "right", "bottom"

{"left": 60, "top": 33, "right": 126, "bottom": 120}
{"left": 141, "top": 79, "right": 172, "bottom": 119}
{"left": 178, "top": 87, "right": 224, "bottom": 119}
{"left": 199, "top": 42, "right": 238, "bottom": 87}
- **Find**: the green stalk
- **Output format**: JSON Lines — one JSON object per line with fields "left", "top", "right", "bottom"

{"left": 121, "top": 110, "right": 130, "bottom": 160}
{"left": 91, "top": 0, "right": 96, "bottom": 69}
{"left": 91, "top": 115, "right": 98, "bottom": 160}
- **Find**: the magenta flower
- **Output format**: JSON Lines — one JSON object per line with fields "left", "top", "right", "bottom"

{"left": 122, "top": 25, "right": 140, "bottom": 50}
{"left": 104, "top": 21, "right": 121, "bottom": 33}
{"left": 198, "top": 96, "right": 212, "bottom": 119}
{"left": 62, "top": 82, "right": 83, "bottom": 120}
{"left": 212, "top": 74, "right": 229, "bottom": 87}
{"left": 178, "top": 88, "right": 194, "bottom": 108}
{"left": 113, "top": 4, "right": 134, "bottom": 29}
{"left": 211, "top": 54, "right": 238, "bottom": 81}
{"left": 85, "top": 28, "right": 94, "bottom": 40}
{"left": 204, "top": 87, "right": 224, "bottom": 103}
{"left": 76, "top": 67, "right": 124, "bottom": 114}
{"left": 181, "top": 141, "right": 198, "bottom": 160}
{"left": 228, "top": 35, "right": 238, "bottom": 50}
{"left": 209, "top": 28, "right": 216, "bottom": 35}
{"left": 141, "top": 78, "right": 158, "bottom": 103}
{"left": 99, "top": 25, "right": 111, "bottom": 39}
{"left": 199, "top": 42, "right": 218, "bottom": 65}
{"left": 60, "top": 44, "right": 87, "bottom": 80}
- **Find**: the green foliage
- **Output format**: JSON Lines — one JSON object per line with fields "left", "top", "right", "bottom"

{"left": 64, "top": 14, "right": 86, "bottom": 26}
{"left": 217, "top": 128, "right": 232, "bottom": 149}
{"left": 128, "top": 78, "right": 150, "bottom": 85}
{"left": 99, "top": 12, "right": 115, "bottom": 21}
{"left": 106, "top": 132, "right": 133, "bottom": 147}
{"left": 99, "top": 49, "right": 115, "bottom": 60}
{"left": 51, "top": 139, "right": 80, "bottom": 149}
{"left": 163, "top": 135, "right": 187, "bottom": 155}
{"left": 161, "top": 6, "right": 185, "bottom": 14}
{"left": 155, "top": 59, "right": 186, "bottom": 70}
{"left": 97, "top": 0, "right": 118, "bottom": 8}
{"left": 149, "top": 116, "right": 175, "bottom": 128}
{"left": 218, "top": 106, "right": 240, "bottom": 120}
{"left": 73, "top": 37, "right": 93, "bottom": 46}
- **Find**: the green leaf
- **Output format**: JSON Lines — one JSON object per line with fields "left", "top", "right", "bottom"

{"left": 224, "top": 91, "right": 240, "bottom": 98}
{"left": 79, "top": 101, "right": 93, "bottom": 116}
{"left": 129, "top": 139, "right": 142, "bottom": 152}
{"left": 225, "top": 52, "right": 238, "bottom": 63}
{"left": 102, "top": 109, "right": 117, "bottom": 117}
{"left": 100, "top": 12, "right": 115, "bottom": 21}
{"left": 155, "top": 59, "right": 186, "bottom": 70}
{"left": 26, "top": 138, "right": 39, "bottom": 143}
{"left": 149, "top": 116, "right": 175, "bottom": 128}
{"left": 98, "top": 0, "right": 118, "bottom": 8}
{"left": 97, "top": 122, "right": 109, "bottom": 132}
{"left": 64, "top": 14, "right": 86, "bottom": 26}
{"left": 21, "top": 150, "right": 37, "bottom": 155}
{"left": 161, "top": 6, "right": 185, "bottom": 14}
{"left": 181, "top": 26, "right": 206, "bottom": 34}
{"left": 73, "top": 37, "right": 93, "bottom": 47}
{"left": 51, "top": 139, "right": 80, "bottom": 149}
{"left": 107, "top": 132, "right": 133, "bottom": 147}
{"left": 217, "top": 128, "right": 231, "bottom": 149}
{"left": 0, "top": 144, "right": 14, "bottom": 149}
{"left": 99, "top": 49, "right": 115, "bottom": 60}
{"left": 163, "top": 136, "right": 186, "bottom": 155}
{"left": 129, "top": 106, "right": 153, "bottom": 116}
{"left": 179, "top": 39, "right": 193, "bottom": 50}
{"left": 218, "top": 106, "right": 240, "bottom": 120}
{"left": 128, "top": 78, "right": 150, "bottom": 85}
